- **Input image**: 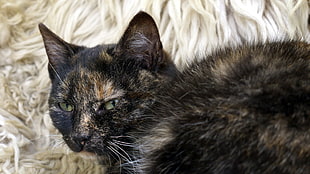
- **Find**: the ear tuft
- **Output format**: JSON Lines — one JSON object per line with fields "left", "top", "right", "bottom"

{"left": 115, "top": 12, "right": 164, "bottom": 71}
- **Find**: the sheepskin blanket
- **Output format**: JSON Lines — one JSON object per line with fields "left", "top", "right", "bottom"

{"left": 0, "top": 0, "right": 309, "bottom": 173}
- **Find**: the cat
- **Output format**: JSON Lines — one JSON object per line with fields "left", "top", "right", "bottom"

{"left": 39, "top": 12, "right": 310, "bottom": 174}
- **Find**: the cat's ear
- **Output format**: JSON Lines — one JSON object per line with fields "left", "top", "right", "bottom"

{"left": 38, "top": 23, "right": 82, "bottom": 80}
{"left": 114, "top": 12, "right": 164, "bottom": 71}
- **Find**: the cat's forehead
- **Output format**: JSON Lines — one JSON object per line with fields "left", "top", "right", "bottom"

{"left": 75, "top": 45, "right": 114, "bottom": 64}
{"left": 61, "top": 66, "right": 123, "bottom": 101}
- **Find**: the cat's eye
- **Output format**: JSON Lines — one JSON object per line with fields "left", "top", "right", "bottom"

{"left": 58, "top": 102, "right": 74, "bottom": 112}
{"left": 104, "top": 99, "right": 119, "bottom": 110}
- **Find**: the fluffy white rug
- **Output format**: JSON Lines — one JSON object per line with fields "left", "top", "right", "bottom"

{"left": 0, "top": 0, "right": 309, "bottom": 173}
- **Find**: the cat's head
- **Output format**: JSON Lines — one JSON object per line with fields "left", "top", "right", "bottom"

{"left": 39, "top": 12, "right": 176, "bottom": 159}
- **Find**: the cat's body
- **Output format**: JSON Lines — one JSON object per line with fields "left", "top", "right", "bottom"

{"left": 39, "top": 12, "right": 310, "bottom": 174}
{"left": 139, "top": 41, "right": 310, "bottom": 174}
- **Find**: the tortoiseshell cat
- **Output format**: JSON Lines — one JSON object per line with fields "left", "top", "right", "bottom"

{"left": 39, "top": 12, "right": 310, "bottom": 174}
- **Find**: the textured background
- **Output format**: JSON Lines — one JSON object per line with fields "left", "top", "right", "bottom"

{"left": 0, "top": 0, "right": 309, "bottom": 173}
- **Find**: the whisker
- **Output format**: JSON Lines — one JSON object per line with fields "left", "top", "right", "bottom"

{"left": 110, "top": 135, "right": 132, "bottom": 139}
{"left": 112, "top": 140, "right": 135, "bottom": 147}
{"left": 108, "top": 142, "right": 132, "bottom": 162}
{"left": 28, "top": 134, "right": 65, "bottom": 146}
{"left": 107, "top": 146, "right": 121, "bottom": 160}
{"left": 111, "top": 142, "right": 133, "bottom": 162}
{"left": 48, "top": 62, "right": 68, "bottom": 86}
{"left": 106, "top": 150, "right": 119, "bottom": 163}
{"left": 47, "top": 135, "right": 63, "bottom": 137}
{"left": 108, "top": 153, "right": 112, "bottom": 167}
{"left": 107, "top": 145, "right": 123, "bottom": 173}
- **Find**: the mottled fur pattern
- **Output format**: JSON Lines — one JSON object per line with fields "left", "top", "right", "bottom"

{"left": 140, "top": 41, "right": 310, "bottom": 173}
{"left": 40, "top": 12, "right": 310, "bottom": 173}
{"left": 39, "top": 12, "right": 176, "bottom": 172}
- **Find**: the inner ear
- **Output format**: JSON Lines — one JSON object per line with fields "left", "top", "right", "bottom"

{"left": 114, "top": 12, "right": 163, "bottom": 71}
{"left": 39, "top": 23, "right": 83, "bottom": 80}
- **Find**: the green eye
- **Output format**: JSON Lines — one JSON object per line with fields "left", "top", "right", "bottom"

{"left": 104, "top": 99, "right": 119, "bottom": 110}
{"left": 58, "top": 102, "right": 74, "bottom": 112}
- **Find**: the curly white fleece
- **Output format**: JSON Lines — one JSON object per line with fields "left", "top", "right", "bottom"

{"left": 0, "top": 0, "right": 309, "bottom": 173}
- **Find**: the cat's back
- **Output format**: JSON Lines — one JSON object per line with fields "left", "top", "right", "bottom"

{"left": 141, "top": 41, "right": 310, "bottom": 174}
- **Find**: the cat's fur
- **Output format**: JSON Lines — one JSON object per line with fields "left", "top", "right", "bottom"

{"left": 40, "top": 12, "right": 310, "bottom": 174}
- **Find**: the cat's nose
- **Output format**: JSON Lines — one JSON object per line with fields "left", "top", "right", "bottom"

{"left": 76, "top": 135, "right": 90, "bottom": 145}
{"left": 71, "top": 134, "right": 91, "bottom": 151}
{"left": 74, "top": 134, "right": 90, "bottom": 146}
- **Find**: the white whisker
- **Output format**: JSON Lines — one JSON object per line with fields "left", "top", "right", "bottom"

{"left": 111, "top": 142, "right": 133, "bottom": 162}
{"left": 108, "top": 142, "right": 131, "bottom": 162}
{"left": 109, "top": 141, "right": 141, "bottom": 173}
{"left": 48, "top": 62, "right": 68, "bottom": 87}
{"left": 112, "top": 140, "right": 135, "bottom": 147}
{"left": 110, "top": 135, "right": 132, "bottom": 139}
{"left": 47, "top": 135, "right": 62, "bottom": 137}
{"left": 107, "top": 145, "right": 122, "bottom": 173}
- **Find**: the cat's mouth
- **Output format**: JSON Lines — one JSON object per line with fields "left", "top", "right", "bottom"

{"left": 68, "top": 143, "right": 121, "bottom": 166}
{"left": 63, "top": 135, "right": 133, "bottom": 158}
{"left": 63, "top": 135, "right": 106, "bottom": 155}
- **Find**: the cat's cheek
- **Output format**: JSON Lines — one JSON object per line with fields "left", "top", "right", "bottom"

{"left": 50, "top": 110, "right": 73, "bottom": 135}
